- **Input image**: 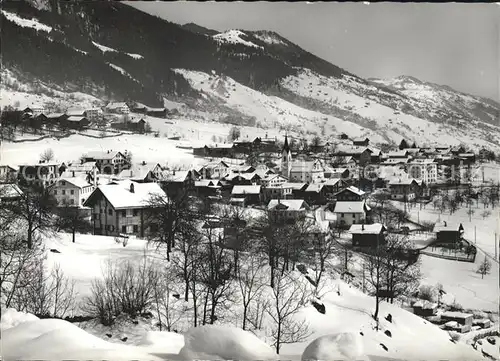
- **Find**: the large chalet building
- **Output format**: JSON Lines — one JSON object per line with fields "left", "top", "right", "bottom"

{"left": 83, "top": 180, "right": 167, "bottom": 237}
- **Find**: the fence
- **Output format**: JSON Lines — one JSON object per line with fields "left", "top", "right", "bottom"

{"left": 420, "top": 247, "right": 476, "bottom": 263}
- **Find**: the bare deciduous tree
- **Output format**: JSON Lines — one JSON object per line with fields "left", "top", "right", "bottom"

{"left": 198, "top": 226, "right": 234, "bottom": 325}
{"left": 236, "top": 252, "right": 267, "bottom": 330}
{"left": 40, "top": 148, "right": 55, "bottom": 162}
{"left": 83, "top": 256, "right": 161, "bottom": 326}
{"left": 152, "top": 268, "right": 186, "bottom": 331}
{"left": 9, "top": 259, "right": 76, "bottom": 318}
{"left": 266, "top": 271, "right": 313, "bottom": 354}
{"left": 3, "top": 186, "right": 57, "bottom": 249}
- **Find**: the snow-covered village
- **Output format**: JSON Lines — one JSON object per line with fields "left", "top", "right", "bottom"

{"left": 0, "top": 2, "right": 499, "bottom": 361}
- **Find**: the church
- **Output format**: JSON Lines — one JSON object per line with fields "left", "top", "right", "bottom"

{"left": 280, "top": 135, "right": 327, "bottom": 183}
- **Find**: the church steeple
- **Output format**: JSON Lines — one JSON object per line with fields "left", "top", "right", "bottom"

{"left": 281, "top": 134, "right": 292, "bottom": 179}
{"left": 283, "top": 134, "right": 291, "bottom": 153}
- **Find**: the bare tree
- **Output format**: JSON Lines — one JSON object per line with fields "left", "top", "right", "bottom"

{"left": 266, "top": 271, "right": 313, "bottom": 354}
{"left": 83, "top": 256, "right": 161, "bottom": 325}
{"left": 467, "top": 208, "right": 475, "bottom": 222}
{"left": 152, "top": 268, "right": 186, "bottom": 331}
{"left": 364, "top": 247, "right": 385, "bottom": 325}
{"left": 198, "top": 226, "right": 234, "bottom": 325}
{"left": 480, "top": 210, "right": 491, "bottom": 219}
{"left": 308, "top": 230, "right": 337, "bottom": 290}
{"left": 9, "top": 259, "right": 76, "bottom": 318}
{"left": 382, "top": 233, "right": 421, "bottom": 304}
{"left": 218, "top": 205, "right": 250, "bottom": 276}
{"left": 55, "top": 204, "right": 92, "bottom": 243}
{"left": 477, "top": 257, "right": 492, "bottom": 279}
{"left": 4, "top": 186, "right": 57, "bottom": 249}
{"left": 228, "top": 126, "right": 241, "bottom": 142}
{"left": 236, "top": 252, "right": 267, "bottom": 330}
{"left": 40, "top": 148, "right": 55, "bottom": 163}
{"left": 146, "top": 189, "right": 195, "bottom": 261}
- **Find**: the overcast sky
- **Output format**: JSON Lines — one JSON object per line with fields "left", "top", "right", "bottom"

{"left": 127, "top": 2, "right": 499, "bottom": 101}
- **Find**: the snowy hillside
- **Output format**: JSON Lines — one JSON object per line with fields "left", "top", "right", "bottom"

{"left": 174, "top": 68, "right": 384, "bottom": 142}
{"left": 280, "top": 70, "right": 500, "bottom": 151}
{"left": 0, "top": 232, "right": 489, "bottom": 361}
{"left": 213, "top": 30, "right": 263, "bottom": 49}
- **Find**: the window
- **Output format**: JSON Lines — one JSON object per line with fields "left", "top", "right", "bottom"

{"left": 61, "top": 181, "right": 66, "bottom": 186}
{"left": 133, "top": 209, "right": 138, "bottom": 217}
{"left": 70, "top": 199, "right": 74, "bottom": 205}
{"left": 62, "top": 190, "right": 66, "bottom": 195}
{"left": 108, "top": 208, "right": 112, "bottom": 215}
{"left": 122, "top": 210, "right": 126, "bottom": 217}
{"left": 70, "top": 190, "right": 74, "bottom": 195}
{"left": 100, "top": 208, "right": 103, "bottom": 214}
{"left": 54, "top": 190, "right": 57, "bottom": 195}
{"left": 341, "top": 213, "right": 344, "bottom": 217}
{"left": 133, "top": 225, "right": 139, "bottom": 233}
{"left": 121, "top": 225, "right": 126, "bottom": 233}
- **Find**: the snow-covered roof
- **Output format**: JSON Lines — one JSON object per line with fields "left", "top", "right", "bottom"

{"left": 106, "top": 102, "right": 128, "bottom": 109}
{"left": 336, "top": 186, "right": 365, "bottom": 197}
{"left": 433, "top": 221, "right": 464, "bottom": 233}
{"left": 349, "top": 223, "right": 385, "bottom": 234}
{"left": 46, "top": 113, "right": 65, "bottom": 118}
{"left": 335, "top": 145, "right": 372, "bottom": 155}
{"left": 195, "top": 180, "right": 221, "bottom": 188}
{"left": 333, "top": 200, "right": 369, "bottom": 213}
{"left": 322, "top": 178, "right": 343, "bottom": 186}
{"left": 441, "top": 311, "right": 473, "bottom": 319}
{"left": 331, "top": 155, "right": 354, "bottom": 164}
{"left": 267, "top": 199, "right": 309, "bottom": 211}
{"left": 231, "top": 185, "right": 261, "bottom": 195}
{"left": 67, "top": 116, "right": 86, "bottom": 122}
{"left": 162, "top": 170, "right": 189, "bottom": 183}
{"left": 66, "top": 109, "right": 86, "bottom": 116}
{"left": 0, "top": 184, "right": 23, "bottom": 198}
{"left": 84, "top": 151, "right": 123, "bottom": 160}
{"left": 86, "top": 180, "right": 166, "bottom": 210}
{"left": 388, "top": 178, "right": 417, "bottom": 186}
{"left": 383, "top": 158, "right": 410, "bottom": 164}
{"left": 281, "top": 182, "right": 308, "bottom": 190}
{"left": 386, "top": 151, "right": 409, "bottom": 158}
{"left": 326, "top": 167, "right": 348, "bottom": 174}
{"left": 57, "top": 177, "right": 93, "bottom": 189}
{"left": 305, "top": 183, "right": 325, "bottom": 193}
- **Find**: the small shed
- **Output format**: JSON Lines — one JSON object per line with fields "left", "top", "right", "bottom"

{"left": 440, "top": 311, "right": 473, "bottom": 327}
{"left": 433, "top": 221, "right": 464, "bottom": 244}
{"left": 412, "top": 300, "right": 438, "bottom": 317}
{"left": 349, "top": 223, "right": 386, "bottom": 247}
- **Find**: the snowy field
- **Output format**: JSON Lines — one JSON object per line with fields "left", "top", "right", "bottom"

{"left": 394, "top": 200, "right": 499, "bottom": 312}
{"left": 0, "top": 133, "right": 199, "bottom": 169}
{"left": 1, "top": 231, "right": 490, "bottom": 361}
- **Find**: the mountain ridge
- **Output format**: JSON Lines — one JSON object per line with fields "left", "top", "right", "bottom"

{"left": 1, "top": 0, "right": 499, "bottom": 151}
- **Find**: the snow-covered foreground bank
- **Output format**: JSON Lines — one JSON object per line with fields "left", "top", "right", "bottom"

{"left": 3, "top": 232, "right": 489, "bottom": 361}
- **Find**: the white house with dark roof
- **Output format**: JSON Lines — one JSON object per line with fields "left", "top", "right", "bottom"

{"left": 83, "top": 180, "right": 167, "bottom": 236}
